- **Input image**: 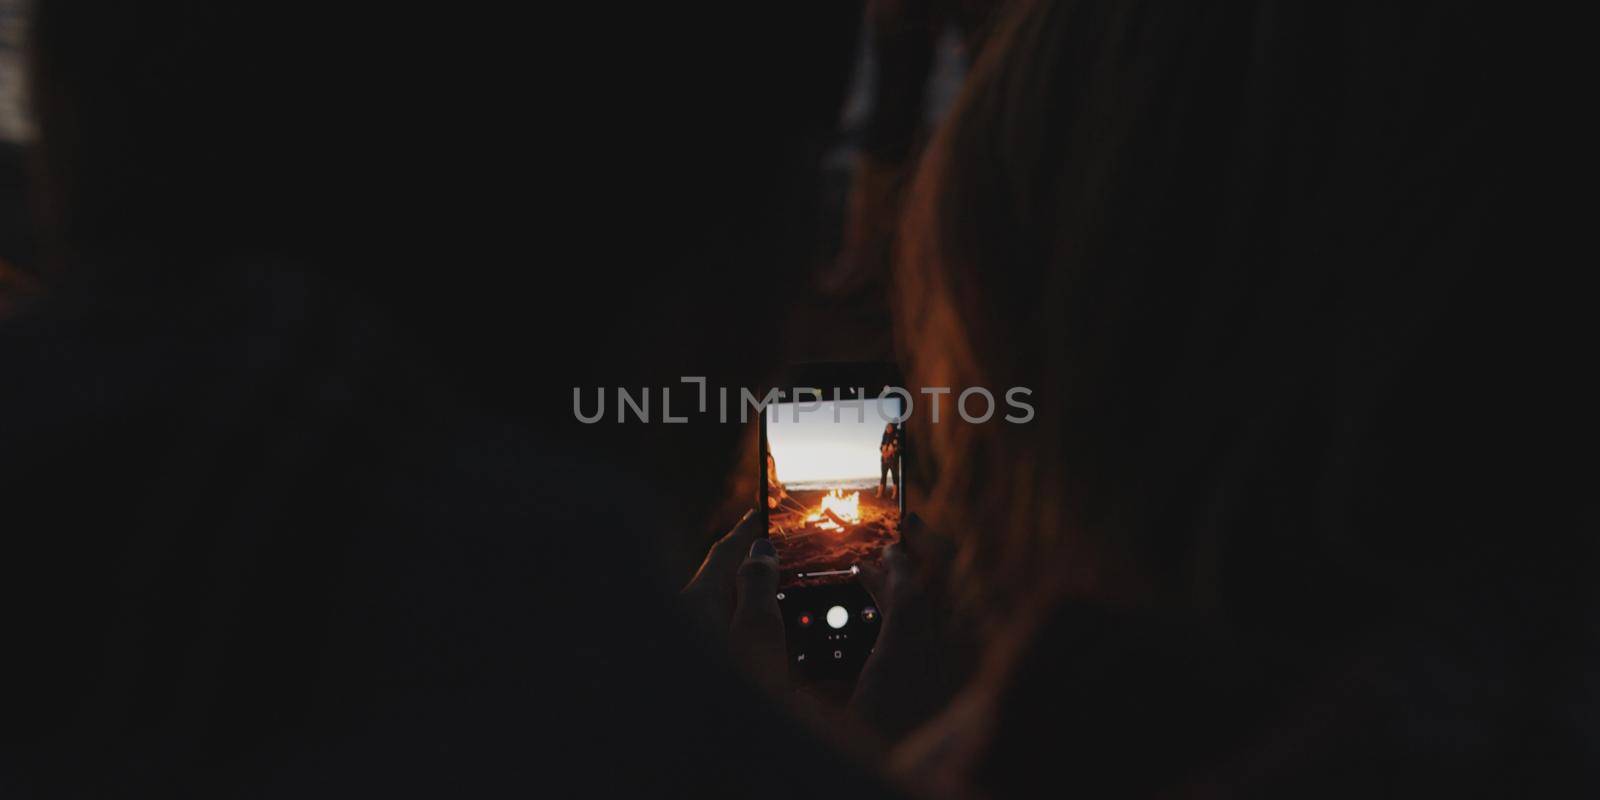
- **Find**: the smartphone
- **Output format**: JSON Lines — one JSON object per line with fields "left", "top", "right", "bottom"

{"left": 759, "top": 371, "right": 906, "bottom": 680}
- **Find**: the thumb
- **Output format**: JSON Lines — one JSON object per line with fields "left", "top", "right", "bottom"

{"left": 858, "top": 543, "right": 913, "bottom": 619}
{"left": 730, "top": 538, "right": 786, "bottom": 679}
{"left": 857, "top": 561, "right": 887, "bottom": 606}
{"left": 733, "top": 538, "right": 781, "bottom": 626}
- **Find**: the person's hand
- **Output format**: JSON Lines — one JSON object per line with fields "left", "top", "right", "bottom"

{"left": 852, "top": 513, "right": 972, "bottom": 742}
{"left": 680, "top": 510, "right": 787, "bottom": 684}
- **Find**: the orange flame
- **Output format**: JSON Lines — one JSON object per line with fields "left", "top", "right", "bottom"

{"left": 806, "top": 489, "right": 861, "bottom": 531}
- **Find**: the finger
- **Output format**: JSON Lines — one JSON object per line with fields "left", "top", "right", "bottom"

{"left": 899, "top": 512, "right": 925, "bottom": 551}
{"left": 881, "top": 541, "right": 912, "bottom": 586}
{"left": 900, "top": 512, "right": 955, "bottom": 564}
{"left": 857, "top": 560, "right": 888, "bottom": 606}
{"left": 859, "top": 544, "right": 912, "bottom": 619}
{"left": 876, "top": 543, "right": 921, "bottom": 619}
{"left": 731, "top": 539, "right": 787, "bottom": 679}
{"left": 709, "top": 509, "right": 764, "bottom": 573}
{"left": 723, "top": 507, "right": 764, "bottom": 547}
{"left": 733, "top": 539, "right": 781, "bottom": 624}
{"left": 684, "top": 508, "right": 761, "bottom": 593}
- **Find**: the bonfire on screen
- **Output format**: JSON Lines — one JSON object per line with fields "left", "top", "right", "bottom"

{"left": 765, "top": 398, "right": 903, "bottom": 590}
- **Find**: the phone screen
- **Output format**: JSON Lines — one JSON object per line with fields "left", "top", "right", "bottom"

{"left": 763, "top": 395, "right": 904, "bottom": 590}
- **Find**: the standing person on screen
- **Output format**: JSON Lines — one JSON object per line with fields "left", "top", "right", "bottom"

{"left": 878, "top": 422, "right": 901, "bottom": 499}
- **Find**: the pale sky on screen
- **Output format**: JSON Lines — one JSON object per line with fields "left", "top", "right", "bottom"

{"left": 767, "top": 397, "right": 902, "bottom": 485}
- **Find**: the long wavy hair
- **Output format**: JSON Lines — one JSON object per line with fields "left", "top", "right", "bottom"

{"left": 894, "top": 0, "right": 1562, "bottom": 637}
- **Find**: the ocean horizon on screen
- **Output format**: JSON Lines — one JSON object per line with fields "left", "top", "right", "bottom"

{"left": 785, "top": 477, "right": 880, "bottom": 491}
{"left": 766, "top": 398, "right": 901, "bottom": 486}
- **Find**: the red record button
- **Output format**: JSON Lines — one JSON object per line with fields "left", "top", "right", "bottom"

{"left": 798, "top": 612, "right": 813, "bottom": 628}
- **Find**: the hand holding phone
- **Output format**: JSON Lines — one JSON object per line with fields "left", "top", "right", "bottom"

{"left": 760, "top": 378, "right": 907, "bottom": 680}
{"left": 679, "top": 511, "right": 787, "bottom": 685}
